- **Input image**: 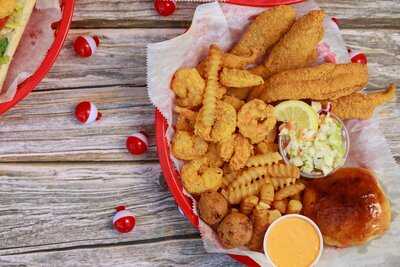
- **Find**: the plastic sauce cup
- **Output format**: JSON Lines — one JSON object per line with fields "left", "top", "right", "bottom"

{"left": 263, "top": 214, "right": 323, "bottom": 267}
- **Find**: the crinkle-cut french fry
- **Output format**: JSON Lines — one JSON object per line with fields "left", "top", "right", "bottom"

{"left": 221, "top": 176, "right": 270, "bottom": 205}
{"left": 229, "top": 166, "right": 267, "bottom": 188}
{"left": 255, "top": 201, "right": 271, "bottom": 211}
{"left": 287, "top": 199, "right": 303, "bottom": 214}
{"left": 247, "top": 208, "right": 269, "bottom": 251}
{"left": 270, "top": 177, "right": 297, "bottom": 190}
{"left": 240, "top": 195, "right": 259, "bottom": 215}
{"left": 275, "top": 183, "right": 305, "bottom": 201}
{"left": 256, "top": 141, "right": 278, "bottom": 154}
{"left": 259, "top": 183, "right": 275, "bottom": 204}
{"left": 267, "top": 209, "right": 282, "bottom": 224}
{"left": 272, "top": 199, "right": 288, "bottom": 214}
{"left": 265, "top": 163, "right": 300, "bottom": 178}
{"left": 246, "top": 152, "right": 282, "bottom": 167}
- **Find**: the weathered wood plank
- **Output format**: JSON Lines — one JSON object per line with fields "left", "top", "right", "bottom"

{"left": 0, "top": 86, "right": 158, "bottom": 162}
{"left": 37, "top": 29, "right": 182, "bottom": 90}
{"left": 0, "top": 84, "right": 398, "bottom": 163}
{"left": 0, "top": 238, "right": 240, "bottom": 267}
{"left": 71, "top": 0, "right": 400, "bottom": 29}
{"left": 36, "top": 28, "right": 400, "bottom": 91}
{"left": 0, "top": 162, "right": 199, "bottom": 255}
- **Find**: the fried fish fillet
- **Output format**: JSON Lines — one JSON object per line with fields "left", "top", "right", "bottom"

{"left": 230, "top": 5, "right": 296, "bottom": 62}
{"left": 253, "top": 10, "right": 325, "bottom": 79}
{"left": 327, "top": 84, "right": 396, "bottom": 120}
{"left": 258, "top": 63, "right": 369, "bottom": 103}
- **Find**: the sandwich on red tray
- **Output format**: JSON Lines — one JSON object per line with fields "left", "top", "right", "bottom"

{"left": 0, "top": 0, "right": 36, "bottom": 89}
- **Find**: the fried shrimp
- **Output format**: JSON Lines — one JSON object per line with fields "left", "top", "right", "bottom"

{"left": 237, "top": 99, "right": 277, "bottom": 144}
{"left": 204, "top": 143, "right": 224, "bottom": 168}
{"left": 171, "top": 68, "right": 205, "bottom": 108}
{"left": 181, "top": 158, "right": 223, "bottom": 194}
{"left": 194, "top": 45, "right": 223, "bottom": 140}
{"left": 220, "top": 68, "right": 264, "bottom": 88}
{"left": 174, "top": 106, "right": 197, "bottom": 131}
{"left": 230, "top": 134, "right": 253, "bottom": 171}
{"left": 171, "top": 131, "right": 208, "bottom": 160}
{"left": 222, "top": 95, "right": 245, "bottom": 111}
{"left": 210, "top": 101, "right": 237, "bottom": 142}
{"left": 218, "top": 134, "right": 236, "bottom": 162}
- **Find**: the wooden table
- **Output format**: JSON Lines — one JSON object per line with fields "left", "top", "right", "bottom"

{"left": 0, "top": 1, "right": 399, "bottom": 266}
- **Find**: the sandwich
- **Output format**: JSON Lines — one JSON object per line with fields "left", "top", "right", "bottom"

{"left": 0, "top": 0, "right": 36, "bottom": 89}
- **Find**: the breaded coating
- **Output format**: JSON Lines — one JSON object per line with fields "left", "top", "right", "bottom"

{"left": 328, "top": 84, "right": 396, "bottom": 120}
{"left": 272, "top": 199, "right": 288, "bottom": 214}
{"left": 237, "top": 99, "right": 276, "bottom": 144}
{"left": 210, "top": 101, "right": 237, "bottom": 142}
{"left": 260, "top": 10, "right": 325, "bottom": 78}
{"left": 231, "top": 5, "right": 296, "bottom": 62}
{"left": 227, "top": 87, "right": 252, "bottom": 100}
{"left": 204, "top": 143, "right": 224, "bottom": 168}
{"left": 0, "top": 0, "right": 16, "bottom": 19}
{"left": 220, "top": 68, "right": 264, "bottom": 88}
{"left": 259, "top": 63, "right": 369, "bottom": 103}
{"left": 171, "top": 131, "right": 208, "bottom": 160}
{"left": 171, "top": 68, "right": 205, "bottom": 108}
{"left": 229, "top": 134, "right": 253, "bottom": 171}
{"left": 222, "top": 95, "right": 245, "bottom": 111}
{"left": 218, "top": 134, "right": 236, "bottom": 162}
{"left": 181, "top": 158, "right": 223, "bottom": 194}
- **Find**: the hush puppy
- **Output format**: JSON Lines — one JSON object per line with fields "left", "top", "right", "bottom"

{"left": 199, "top": 191, "right": 229, "bottom": 226}
{"left": 217, "top": 212, "right": 253, "bottom": 248}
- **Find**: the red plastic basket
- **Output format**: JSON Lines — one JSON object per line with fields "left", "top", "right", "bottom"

{"left": 156, "top": 1, "right": 303, "bottom": 266}
{"left": 0, "top": 0, "right": 74, "bottom": 115}
{"left": 155, "top": 110, "right": 260, "bottom": 266}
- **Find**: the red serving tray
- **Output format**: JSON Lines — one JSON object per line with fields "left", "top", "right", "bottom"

{"left": 156, "top": 1, "right": 303, "bottom": 266}
{"left": 0, "top": 0, "right": 74, "bottom": 115}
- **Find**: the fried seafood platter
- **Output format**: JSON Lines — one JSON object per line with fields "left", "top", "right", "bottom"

{"left": 167, "top": 4, "right": 395, "bottom": 261}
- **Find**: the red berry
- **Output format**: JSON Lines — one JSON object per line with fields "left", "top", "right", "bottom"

{"left": 126, "top": 135, "right": 148, "bottom": 155}
{"left": 351, "top": 53, "right": 368, "bottom": 64}
{"left": 114, "top": 216, "right": 136, "bottom": 233}
{"left": 154, "top": 0, "right": 176, "bottom": 17}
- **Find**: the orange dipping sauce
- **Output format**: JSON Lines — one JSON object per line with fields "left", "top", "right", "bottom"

{"left": 264, "top": 215, "right": 322, "bottom": 267}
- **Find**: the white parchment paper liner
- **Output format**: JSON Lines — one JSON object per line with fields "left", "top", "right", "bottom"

{"left": 147, "top": 1, "right": 400, "bottom": 266}
{"left": 0, "top": 0, "right": 61, "bottom": 102}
